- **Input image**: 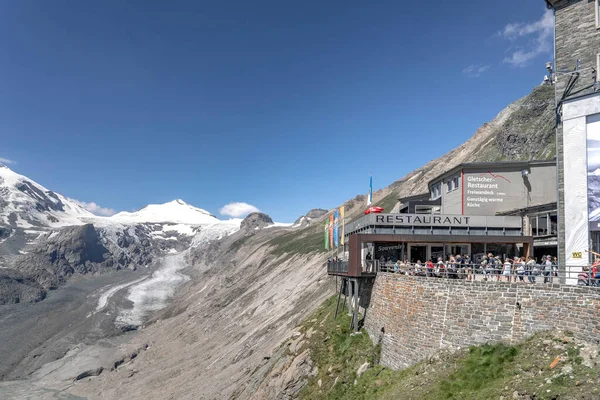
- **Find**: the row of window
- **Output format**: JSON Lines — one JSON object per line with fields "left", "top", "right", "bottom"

{"left": 430, "top": 176, "right": 460, "bottom": 199}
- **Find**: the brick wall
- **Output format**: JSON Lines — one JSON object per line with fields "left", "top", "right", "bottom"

{"left": 364, "top": 273, "right": 600, "bottom": 370}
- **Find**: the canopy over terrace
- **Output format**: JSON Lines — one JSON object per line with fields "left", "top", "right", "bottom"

{"left": 328, "top": 213, "right": 533, "bottom": 277}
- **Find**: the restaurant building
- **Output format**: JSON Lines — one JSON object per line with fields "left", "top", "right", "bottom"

{"left": 330, "top": 160, "right": 557, "bottom": 278}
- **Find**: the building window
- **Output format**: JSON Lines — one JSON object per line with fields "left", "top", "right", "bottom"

{"left": 528, "top": 212, "right": 555, "bottom": 237}
{"left": 447, "top": 176, "right": 460, "bottom": 193}
{"left": 596, "top": 0, "right": 600, "bottom": 28}
{"left": 550, "top": 212, "right": 558, "bottom": 235}
{"left": 431, "top": 182, "right": 441, "bottom": 199}
{"left": 453, "top": 176, "right": 460, "bottom": 190}
{"left": 415, "top": 205, "right": 441, "bottom": 215}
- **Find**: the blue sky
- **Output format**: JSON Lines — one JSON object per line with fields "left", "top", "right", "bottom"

{"left": 0, "top": 1, "right": 554, "bottom": 222}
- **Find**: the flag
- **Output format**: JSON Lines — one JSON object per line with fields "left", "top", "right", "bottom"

{"left": 324, "top": 220, "right": 329, "bottom": 250}
{"left": 329, "top": 215, "right": 334, "bottom": 248}
{"left": 367, "top": 173, "right": 373, "bottom": 206}
{"left": 340, "top": 206, "right": 345, "bottom": 246}
{"left": 333, "top": 210, "right": 339, "bottom": 247}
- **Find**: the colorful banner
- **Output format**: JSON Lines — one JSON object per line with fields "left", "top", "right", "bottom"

{"left": 340, "top": 206, "right": 345, "bottom": 246}
{"left": 329, "top": 215, "right": 334, "bottom": 249}
{"left": 333, "top": 210, "right": 339, "bottom": 247}
{"left": 324, "top": 220, "right": 329, "bottom": 250}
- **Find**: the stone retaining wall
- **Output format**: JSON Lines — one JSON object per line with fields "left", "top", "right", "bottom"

{"left": 364, "top": 273, "right": 600, "bottom": 370}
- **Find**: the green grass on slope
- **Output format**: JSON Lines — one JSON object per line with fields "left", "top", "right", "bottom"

{"left": 268, "top": 225, "right": 327, "bottom": 257}
{"left": 345, "top": 191, "right": 400, "bottom": 224}
{"left": 373, "top": 191, "right": 400, "bottom": 214}
{"left": 297, "top": 296, "right": 600, "bottom": 400}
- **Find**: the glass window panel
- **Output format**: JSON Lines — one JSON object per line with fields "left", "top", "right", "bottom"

{"left": 529, "top": 216, "right": 538, "bottom": 236}
{"left": 538, "top": 214, "right": 548, "bottom": 236}
{"left": 550, "top": 213, "right": 557, "bottom": 235}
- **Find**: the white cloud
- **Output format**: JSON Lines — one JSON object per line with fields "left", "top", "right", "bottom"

{"left": 500, "top": 9, "right": 554, "bottom": 67}
{"left": 71, "top": 199, "right": 117, "bottom": 216}
{"left": 463, "top": 64, "right": 490, "bottom": 77}
{"left": 219, "top": 202, "right": 260, "bottom": 218}
{"left": 0, "top": 157, "right": 15, "bottom": 165}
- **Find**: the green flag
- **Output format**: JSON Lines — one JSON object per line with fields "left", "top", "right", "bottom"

{"left": 324, "top": 220, "right": 329, "bottom": 250}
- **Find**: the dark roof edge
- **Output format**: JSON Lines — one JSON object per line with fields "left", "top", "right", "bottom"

{"left": 496, "top": 201, "right": 557, "bottom": 216}
{"left": 397, "top": 192, "right": 430, "bottom": 202}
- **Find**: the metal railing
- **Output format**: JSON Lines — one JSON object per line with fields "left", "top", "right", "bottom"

{"left": 327, "top": 260, "right": 349, "bottom": 274}
{"left": 326, "top": 260, "right": 381, "bottom": 275}
{"left": 376, "top": 262, "right": 600, "bottom": 286}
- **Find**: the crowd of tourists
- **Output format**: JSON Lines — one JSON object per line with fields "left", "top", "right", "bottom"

{"left": 375, "top": 253, "right": 562, "bottom": 284}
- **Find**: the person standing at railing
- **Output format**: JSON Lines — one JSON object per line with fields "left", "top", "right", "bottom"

{"left": 465, "top": 261, "right": 473, "bottom": 282}
{"left": 426, "top": 259, "right": 434, "bottom": 277}
{"left": 543, "top": 255, "right": 553, "bottom": 283}
{"left": 516, "top": 257, "right": 525, "bottom": 282}
{"left": 393, "top": 259, "right": 400, "bottom": 274}
{"left": 488, "top": 255, "right": 498, "bottom": 281}
{"left": 436, "top": 257, "right": 444, "bottom": 277}
{"left": 592, "top": 261, "right": 600, "bottom": 287}
{"left": 578, "top": 266, "right": 590, "bottom": 286}
{"left": 481, "top": 257, "right": 489, "bottom": 281}
{"left": 414, "top": 260, "right": 423, "bottom": 276}
{"left": 526, "top": 256, "right": 536, "bottom": 283}
{"left": 502, "top": 258, "right": 512, "bottom": 282}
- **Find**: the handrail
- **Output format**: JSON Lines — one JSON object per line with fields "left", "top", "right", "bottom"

{"left": 375, "top": 262, "right": 600, "bottom": 286}
{"left": 327, "top": 261, "right": 349, "bottom": 274}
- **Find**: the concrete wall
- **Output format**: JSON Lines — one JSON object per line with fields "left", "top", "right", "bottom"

{"left": 442, "top": 174, "right": 462, "bottom": 214}
{"left": 527, "top": 164, "right": 558, "bottom": 205}
{"left": 364, "top": 273, "right": 600, "bottom": 370}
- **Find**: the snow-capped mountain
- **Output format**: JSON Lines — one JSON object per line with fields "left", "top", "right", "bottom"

{"left": 0, "top": 164, "right": 94, "bottom": 228}
{"left": 111, "top": 199, "right": 220, "bottom": 225}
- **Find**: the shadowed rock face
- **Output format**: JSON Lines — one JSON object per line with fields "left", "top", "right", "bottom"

{"left": 10, "top": 224, "right": 113, "bottom": 295}
{"left": 0, "top": 269, "right": 46, "bottom": 304}
{"left": 241, "top": 212, "right": 274, "bottom": 230}
{"left": 4, "top": 224, "right": 154, "bottom": 304}
{"left": 16, "top": 182, "right": 66, "bottom": 213}
{"left": 293, "top": 209, "right": 328, "bottom": 226}
{"left": 305, "top": 209, "right": 327, "bottom": 219}
{"left": 0, "top": 227, "right": 10, "bottom": 240}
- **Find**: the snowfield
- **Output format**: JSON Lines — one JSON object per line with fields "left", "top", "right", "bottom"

{"left": 0, "top": 164, "right": 95, "bottom": 227}
{"left": 111, "top": 199, "right": 219, "bottom": 225}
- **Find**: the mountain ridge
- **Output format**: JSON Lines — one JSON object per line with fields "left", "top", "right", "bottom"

{"left": 110, "top": 199, "right": 221, "bottom": 225}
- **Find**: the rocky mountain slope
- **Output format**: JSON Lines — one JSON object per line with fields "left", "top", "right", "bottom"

{"left": 0, "top": 177, "right": 245, "bottom": 306}
{"left": 57, "top": 84, "right": 557, "bottom": 399}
